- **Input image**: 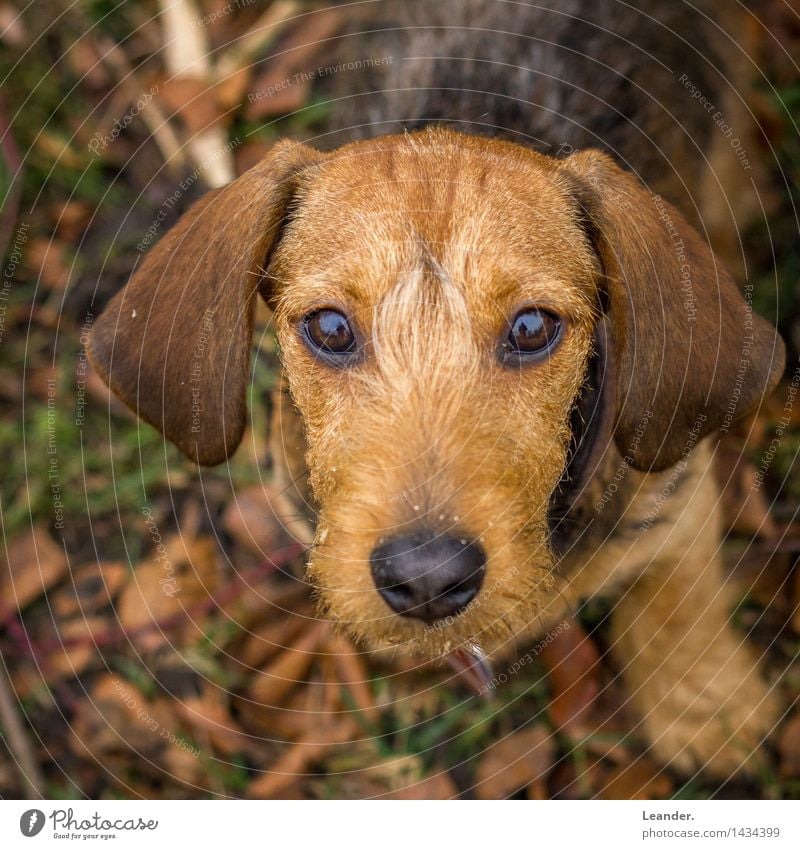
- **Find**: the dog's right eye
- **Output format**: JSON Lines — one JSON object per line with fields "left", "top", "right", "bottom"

{"left": 303, "top": 309, "right": 356, "bottom": 356}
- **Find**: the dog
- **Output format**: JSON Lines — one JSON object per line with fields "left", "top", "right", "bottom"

{"left": 87, "top": 0, "right": 786, "bottom": 776}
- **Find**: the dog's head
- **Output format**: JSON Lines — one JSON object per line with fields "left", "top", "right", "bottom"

{"left": 88, "top": 129, "right": 784, "bottom": 658}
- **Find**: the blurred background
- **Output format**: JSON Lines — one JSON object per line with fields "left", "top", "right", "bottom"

{"left": 0, "top": 0, "right": 799, "bottom": 800}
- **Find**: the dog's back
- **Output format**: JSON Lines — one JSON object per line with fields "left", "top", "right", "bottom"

{"left": 324, "top": 0, "right": 762, "bottom": 267}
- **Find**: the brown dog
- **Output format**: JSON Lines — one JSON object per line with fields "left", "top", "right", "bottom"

{"left": 88, "top": 2, "right": 785, "bottom": 776}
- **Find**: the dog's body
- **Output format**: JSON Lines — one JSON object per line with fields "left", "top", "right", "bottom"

{"left": 88, "top": 1, "right": 785, "bottom": 776}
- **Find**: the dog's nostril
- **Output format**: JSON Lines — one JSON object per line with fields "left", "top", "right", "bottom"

{"left": 369, "top": 531, "right": 486, "bottom": 623}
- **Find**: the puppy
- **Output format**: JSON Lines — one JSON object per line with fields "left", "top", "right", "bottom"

{"left": 88, "top": 0, "right": 785, "bottom": 775}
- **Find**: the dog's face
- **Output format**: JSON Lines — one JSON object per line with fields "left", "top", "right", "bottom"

{"left": 270, "top": 135, "right": 599, "bottom": 653}
{"left": 88, "top": 129, "right": 784, "bottom": 660}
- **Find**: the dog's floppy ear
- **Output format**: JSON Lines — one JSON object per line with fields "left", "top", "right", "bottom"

{"left": 88, "top": 140, "right": 325, "bottom": 466}
{"left": 560, "top": 150, "right": 785, "bottom": 472}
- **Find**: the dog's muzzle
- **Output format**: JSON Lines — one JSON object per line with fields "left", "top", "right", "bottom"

{"left": 369, "top": 530, "right": 486, "bottom": 623}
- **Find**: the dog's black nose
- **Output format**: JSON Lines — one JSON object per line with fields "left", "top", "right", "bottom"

{"left": 370, "top": 531, "right": 486, "bottom": 623}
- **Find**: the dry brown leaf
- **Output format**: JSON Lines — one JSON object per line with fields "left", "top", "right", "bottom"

{"left": 779, "top": 713, "right": 800, "bottom": 778}
{"left": 70, "top": 675, "right": 178, "bottom": 760}
{"left": 718, "top": 448, "right": 778, "bottom": 539}
{"left": 324, "top": 634, "right": 379, "bottom": 721}
{"left": 222, "top": 485, "right": 290, "bottom": 557}
{"left": 597, "top": 758, "right": 673, "bottom": 800}
{"left": 225, "top": 482, "right": 313, "bottom": 550}
{"left": 156, "top": 76, "right": 225, "bottom": 135}
{"left": 246, "top": 621, "right": 326, "bottom": 707}
{"left": 724, "top": 545, "right": 790, "bottom": 613}
{"left": 246, "top": 715, "right": 359, "bottom": 799}
{"left": 539, "top": 620, "right": 601, "bottom": 735}
{"left": 116, "top": 533, "right": 219, "bottom": 651}
{"left": 793, "top": 564, "right": 800, "bottom": 633}
{"left": 161, "top": 742, "right": 208, "bottom": 788}
{"left": 473, "top": 725, "right": 555, "bottom": 800}
{"left": 383, "top": 767, "right": 458, "bottom": 800}
{"left": 47, "top": 200, "right": 93, "bottom": 242}
{"left": 212, "top": 67, "right": 251, "bottom": 112}
{"left": 0, "top": 3, "right": 27, "bottom": 48}
{"left": 549, "top": 754, "right": 608, "bottom": 799}
{"left": 244, "top": 73, "right": 309, "bottom": 119}
{"left": 235, "top": 669, "right": 335, "bottom": 742}
{"left": 52, "top": 560, "right": 127, "bottom": 619}
{"left": 174, "top": 687, "right": 252, "bottom": 756}
{"left": 0, "top": 526, "right": 68, "bottom": 621}
{"left": 66, "top": 36, "right": 110, "bottom": 89}
{"left": 239, "top": 613, "right": 312, "bottom": 669}
{"left": 328, "top": 755, "right": 453, "bottom": 799}
{"left": 215, "top": 0, "right": 300, "bottom": 81}
{"left": 41, "top": 614, "right": 107, "bottom": 680}
{"left": 242, "top": 4, "right": 342, "bottom": 121}
{"left": 218, "top": 575, "right": 309, "bottom": 634}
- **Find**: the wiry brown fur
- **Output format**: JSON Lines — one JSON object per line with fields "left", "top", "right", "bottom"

{"left": 88, "top": 3, "right": 786, "bottom": 776}
{"left": 269, "top": 133, "right": 598, "bottom": 655}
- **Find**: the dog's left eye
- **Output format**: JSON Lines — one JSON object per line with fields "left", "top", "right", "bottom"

{"left": 303, "top": 309, "right": 356, "bottom": 355}
{"left": 503, "top": 308, "right": 561, "bottom": 358}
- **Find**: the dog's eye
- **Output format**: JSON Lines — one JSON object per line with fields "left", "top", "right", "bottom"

{"left": 303, "top": 309, "right": 356, "bottom": 355}
{"left": 504, "top": 308, "right": 561, "bottom": 357}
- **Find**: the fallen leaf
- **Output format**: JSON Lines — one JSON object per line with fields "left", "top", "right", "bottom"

{"left": 597, "top": 758, "right": 673, "bottom": 800}
{"left": 42, "top": 615, "right": 107, "bottom": 680}
{"left": 246, "top": 622, "right": 326, "bottom": 707}
{"left": 244, "top": 73, "right": 309, "bottom": 119}
{"left": 222, "top": 485, "right": 290, "bottom": 557}
{"left": 473, "top": 725, "right": 555, "bottom": 799}
{"left": 161, "top": 742, "right": 208, "bottom": 788}
{"left": 779, "top": 714, "right": 800, "bottom": 778}
{"left": 0, "top": 526, "right": 68, "bottom": 621}
{"left": 239, "top": 613, "right": 312, "bottom": 669}
{"left": 549, "top": 754, "right": 607, "bottom": 799}
{"left": 156, "top": 76, "right": 225, "bottom": 135}
{"left": 52, "top": 560, "right": 127, "bottom": 619}
{"left": 724, "top": 544, "right": 790, "bottom": 612}
{"left": 47, "top": 199, "right": 93, "bottom": 242}
{"left": 174, "top": 686, "right": 252, "bottom": 756}
{"left": 384, "top": 768, "right": 458, "bottom": 800}
{"left": 538, "top": 619, "right": 601, "bottom": 735}
{"left": 324, "top": 634, "right": 380, "bottom": 722}
{"left": 717, "top": 447, "right": 778, "bottom": 539}
{"left": 70, "top": 675, "right": 177, "bottom": 760}
{"left": 246, "top": 714, "right": 359, "bottom": 799}
{"left": 116, "top": 533, "right": 219, "bottom": 650}
{"left": 66, "top": 36, "right": 110, "bottom": 89}
{"left": 0, "top": 4, "right": 27, "bottom": 48}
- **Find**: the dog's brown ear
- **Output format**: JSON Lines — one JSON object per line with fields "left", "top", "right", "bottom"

{"left": 560, "top": 150, "right": 785, "bottom": 472}
{"left": 88, "top": 140, "right": 325, "bottom": 466}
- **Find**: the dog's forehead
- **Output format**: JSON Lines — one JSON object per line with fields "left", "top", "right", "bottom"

{"left": 301, "top": 134, "right": 580, "bottom": 243}
{"left": 277, "top": 131, "right": 598, "bottom": 311}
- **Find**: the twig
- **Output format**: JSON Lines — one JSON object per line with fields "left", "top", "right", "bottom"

{"left": 159, "top": 0, "right": 233, "bottom": 187}
{"left": 0, "top": 92, "right": 23, "bottom": 263}
{"left": 0, "top": 656, "right": 44, "bottom": 798}
{"left": 93, "top": 32, "right": 186, "bottom": 173}
{"left": 215, "top": 0, "right": 301, "bottom": 81}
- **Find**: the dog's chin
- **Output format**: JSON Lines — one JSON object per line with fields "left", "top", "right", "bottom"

{"left": 318, "top": 591, "right": 554, "bottom": 664}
